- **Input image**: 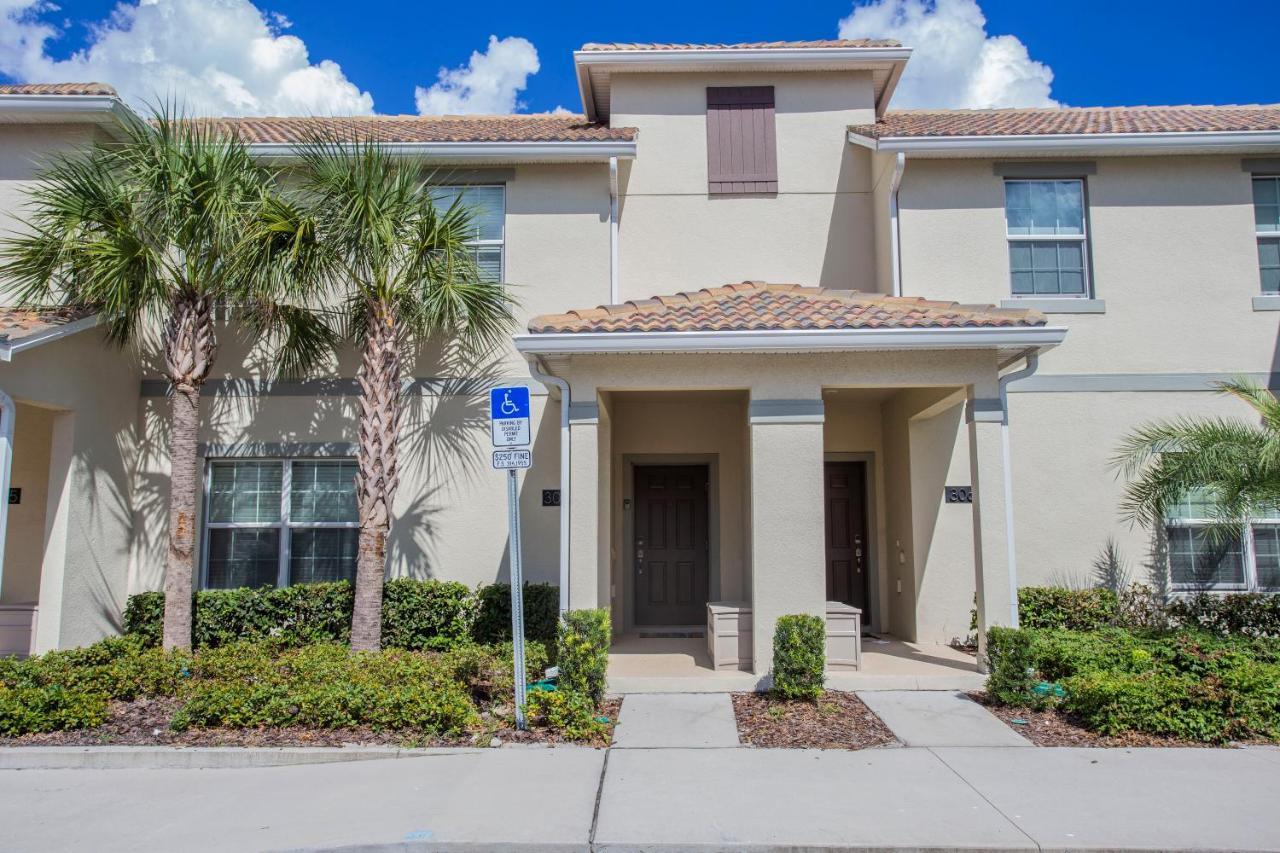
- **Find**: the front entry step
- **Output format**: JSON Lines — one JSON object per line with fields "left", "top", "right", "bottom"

{"left": 612, "top": 693, "right": 741, "bottom": 748}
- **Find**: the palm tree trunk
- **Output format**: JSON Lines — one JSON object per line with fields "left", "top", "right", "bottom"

{"left": 351, "top": 301, "right": 402, "bottom": 651}
{"left": 161, "top": 293, "right": 216, "bottom": 651}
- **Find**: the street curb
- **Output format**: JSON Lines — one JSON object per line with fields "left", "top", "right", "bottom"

{"left": 0, "top": 745, "right": 488, "bottom": 770}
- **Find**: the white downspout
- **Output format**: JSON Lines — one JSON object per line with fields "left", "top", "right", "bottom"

{"left": 0, "top": 388, "right": 13, "bottom": 598}
{"left": 609, "top": 156, "right": 620, "bottom": 304}
{"left": 527, "top": 357, "right": 571, "bottom": 615}
{"left": 888, "top": 151, "right": 906, "bottom": 297}
{"left": 997, "top": 353, "right": 1039, "bottom": 627}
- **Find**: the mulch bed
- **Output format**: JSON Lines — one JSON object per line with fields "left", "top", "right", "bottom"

{"left": 732, "top": 691, "right": 897, "bottom": 750}
{"left": 968, "top": 692, "right": 1223, "bottom": 748}
{"left": 0, "top": 696, "right": 621, "bottom": 750}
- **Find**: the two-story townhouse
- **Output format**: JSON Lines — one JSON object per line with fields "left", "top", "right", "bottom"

{"left": 1, "top": 41, "right": 1277, "bottom": 687}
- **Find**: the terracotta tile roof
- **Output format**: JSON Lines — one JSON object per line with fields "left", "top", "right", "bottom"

{"left": 580, "top": 39, "right": 901, "bottom": 51}
{"left": 528, "top": 282, "right": 1045, "bottom": 334}
{"left": 0, "top": 83, "right": 117, "bottom": 96}
{"left": 0, "top": 307, "right": 94, "bottom": 342}
{"left": 208, "top": 115, "right": 635, "bottom": 144}
{"left": 850, "top": 105, "right": 1280, "bottom": 139}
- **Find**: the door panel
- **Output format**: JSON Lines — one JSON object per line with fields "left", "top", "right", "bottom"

{"left": 824, "top": 461, "right": 869, "bottom": 612}
{"left": 634, "top": 465, "right": 710, "bottom": 626}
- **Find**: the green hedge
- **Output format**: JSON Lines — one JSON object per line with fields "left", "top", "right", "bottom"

{"left": 986, "top": 626, "right": 1280, "bottom": 743}
{"left": 1017, "top": 587, "right": 1119, "bottom": 631}
{"left": 123, "top": 579, "right": 560, "bottom": 651}
{"left": 556, "top": 609, "right": 610, "bottom": 706}
{"left": 1168, "top": 593, "right": 1280, "bottom": 638}
{"left": 771, "top": 614, "right": 826, "bottom": 701}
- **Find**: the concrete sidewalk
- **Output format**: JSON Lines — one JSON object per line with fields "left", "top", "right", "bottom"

{"left": 3, "top": 744, "right": 1279, "bottom": 851}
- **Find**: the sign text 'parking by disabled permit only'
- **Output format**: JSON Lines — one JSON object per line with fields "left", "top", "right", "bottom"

{"left": 490, "top": 385, "right": 532, "bottom": 730}
{"left": 490, "top": 386, "right": 530, "bottom": 447}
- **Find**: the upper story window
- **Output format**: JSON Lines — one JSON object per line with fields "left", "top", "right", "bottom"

{"left": 1003, "top": 179, "right": 1089, "bottom": 298}
{"left": 202, "top": 458, "right": 359, "bottom": 589}
{"left": 1253, "top": 176, "right": 1280, "bottom": 293}
{"left": 429, "top": 185, "right": 505, "bottom": 282}
{"left": 1165, "top": 487, "right": 1280, "bottom": 593}
{"left": 706, "top": 86, "right": 778, "bottom": 195}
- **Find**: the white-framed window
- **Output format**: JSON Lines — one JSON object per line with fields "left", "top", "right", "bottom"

{"left": 201, "top": 458, "right": 359, "bottom": 589}
{"left": 1003, "top": 179, "right": 1090, "bottom": 298}
{"left": 1253, "top": 176, "right": 1280, "bottom": 294}
{"left": 428, "top": 184, "right": 505, "bottom": 282}
{"left": 1165, "top": 487, "right": 1280, "bottom": 592}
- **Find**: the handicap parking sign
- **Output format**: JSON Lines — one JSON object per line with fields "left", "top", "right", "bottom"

{"left": 490, "top": 386, "right": 531, "bottom": 447}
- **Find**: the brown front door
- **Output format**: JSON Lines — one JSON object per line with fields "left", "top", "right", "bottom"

{"left": 633, "top": 464, "right": 710, "bottom": 626}
{"left": 824, "top": 461, "right": 869, "bottom": 612}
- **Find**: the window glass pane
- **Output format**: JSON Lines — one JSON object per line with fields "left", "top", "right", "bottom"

{"left": 1254, "top": 177, "right": 1278, "bottom": 206}
{"left": 207, "top": 528, "right": 279, "bottom": 589}
{"left": 1260, "top": 238, "right": 1280, "bottom": 293}
{"left": 1166, "top": 486, "right": 1219, "bottom": 520}
{"left": 1032, "top": 242, "right": 1060, "bottom": 270}
{"left": 1059, "top": 271, "right": 1085, "bottom": 294}
{"left": 474, "top": 246, "right": 502, "bottom": 282}
{"left": 1251, "top": 526, "right": 1280, "bottom": 591}
{"left": 289, "top": 529, "right": 358, "bottom": 585}
{"left": 1009, "top": 242, "right": 1032, "bottom": 271}
{"left": 291, "top": 460, "right": 358, "bottom": 523}
{"left": 1033, "top": 271, "right": 1061, "bottom": 294}
{"left": 1028, "top": 181, "right": 1058, "bottom": 235}
{"left": 1006, "top": 180, "right": 1083, "bottom": 236}
{"left": 1058, "top": 242, "right": 1084, "bottom": 270}
{"left": 1055, "top": 181, "right": 1084, "bottom": 234}
{"left": 1011, "top": 271, "right": 1034, "bottom": 294}
{"left": 208, "top": 461, "right": 282, "bottom": 524}
{"left": 430, "top": 185, "right": 504, "bottom": 241}
{"left": 1165, "top": 525, "right": 1245, "bottom": 588}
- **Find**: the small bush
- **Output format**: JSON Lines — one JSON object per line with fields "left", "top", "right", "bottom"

{"left": 771, "top": 614, "right": 825, "bottom": 701}
{"left": 557, "top": 609, "right": 610, "bottom": 706}
{"left": 0, "top": 685, "right": 109, "bottom": 735}
{"left": 524, "top": 689, "right": 609, "bottom": 742}
{"left": 381, "top": 579, "right": 475, "bottom": 650}
{"left": 1018, "top": 587, "right": 1119, "bottom": 631}
{"left": 1168, "top": 593, "right": 1280, "bottom": 638}
{"left": 472, "top": 583, "right": 560, "bottom": 648}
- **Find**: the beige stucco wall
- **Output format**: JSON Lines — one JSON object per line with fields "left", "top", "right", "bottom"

{"left": 0, "top": 123, "right": 105, "bottom": 244}
{"left": 0, "top": 330, "right": 139, "bottom": 650}
{"left": 611, "top": 71, "right": 879, "bottom": 297}
{"left": 2, "top": 402, "right": 54, "bottom": 604}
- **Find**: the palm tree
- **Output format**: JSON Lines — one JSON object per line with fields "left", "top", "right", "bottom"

{"left": 1114, "top": 378, "right": 1280, "bottom": 537}
{"left": 0, "top": 109, "right": 331, "bottom": 650}
{"left": 250, "top": 137, "right": 515, "bottom": 651}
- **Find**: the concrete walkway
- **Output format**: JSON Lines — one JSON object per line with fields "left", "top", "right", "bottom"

{"left": 857, "top": 690, "right": 1032, "bottom": 747}
{"left": 612, "top": 693, "right": 740, "bottom": 748}
{"left": 4, "top": 743, "right": 1280, "bottom": 851}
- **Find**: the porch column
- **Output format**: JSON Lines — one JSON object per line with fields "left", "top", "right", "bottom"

{"left": 567, "top": 398, "right": 606, "bottom": 612}
{"left": 748, "top": 397, "right": 826, "bottom": 677}
{"left": 967, "top": 393, "right": 1016, "bottom": 673}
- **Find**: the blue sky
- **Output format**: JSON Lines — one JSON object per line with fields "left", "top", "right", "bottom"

{"left": 0, "top": 0, "right": 1274, "bottom": 116}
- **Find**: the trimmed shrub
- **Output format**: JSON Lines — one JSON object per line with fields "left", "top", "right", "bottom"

{"left": 0, "top": 685, "right": 109, "bottom": 735}
{"left": 473, "top": 583, "right": 560, "bottom": 648}
{"left": 381, "top": 579, "right": 475, "bottom": 650}
{"left": 771, "top": 614, "right": 825, "bottom": 701}
{"left": 524, "top": 689, "right": 609, "bottom": 742}
{"left": 1168, "top": 593, "right": 1280, "bottom": 638}
{"left": 557, "top": 609, "right": 610, "bottom": 706}
{"left": 1018, "top": 587, "right": 1119, "bottom": 631}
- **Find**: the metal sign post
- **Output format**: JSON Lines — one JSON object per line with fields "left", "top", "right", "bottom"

{"left": 490, "top": 386, "right": 532, "bottom": 730}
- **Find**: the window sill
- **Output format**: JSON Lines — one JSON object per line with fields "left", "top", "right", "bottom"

{"left": 1252, "top": 295, "right": 1280, "bottom": 311}
{"left": 1000, "top": 298, "right": 1106, "bottom": 314}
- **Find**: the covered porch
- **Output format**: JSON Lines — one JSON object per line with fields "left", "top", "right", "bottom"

{"left": 515, "top": 283, "right": 1065, "bottom": 687}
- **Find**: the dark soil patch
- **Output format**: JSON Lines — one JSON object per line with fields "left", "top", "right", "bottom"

{"left": 969, "top": 692, "right": 1234, "bottom": 748}
{"left": 0, "top": 695, "right": 620, "bottom": 750}
{"left": 732, "top": 691, "right": 896, "bottom": 750}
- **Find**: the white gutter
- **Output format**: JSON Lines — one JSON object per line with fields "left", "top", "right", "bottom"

{"left": 0, "top": 314, "right": 102, "bottom": 362}
{"left": 526, "top": 357, "right": 572, "bottom": 615}
{"left": 0, "top": 94, "right": 135, "bottom": 140}
{"left": 888, "top": 152, "right": 906, "bottom": 298}
{"left": 996, "top": 352, "right": 1040, "bottom": 628}
{"left": 609, "top": 156, "right": 620, "bottom": 304}
{"left": 849, "top": 129, "right": 1280, "bottom": 154}
{"left": 515, "top": 325, "right": 1067, "bottom": 356}
{"left": 248, "top": 140, "right": 637, "bottom": 163}
{"left": 0, "top": 388, "right": 13, "bottom": 599}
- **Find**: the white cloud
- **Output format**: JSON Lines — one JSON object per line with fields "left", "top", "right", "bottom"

{"left": 0, "top": 0, "right": 375, "bottom": 116}
{"left": 839, "top": 0, "right": 1058, "bottom": 109}
{"left": 415, "top": 35, "right": 540, "bottom": 115}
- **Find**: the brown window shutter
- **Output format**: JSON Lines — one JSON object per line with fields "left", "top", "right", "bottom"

{"left": 706, "top": 86, "right": 777, "bottom": 194}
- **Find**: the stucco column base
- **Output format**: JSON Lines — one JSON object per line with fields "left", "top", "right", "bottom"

{"left": 748, "top": 404, "right": 826, "bottom": 677}
{"left": 967, "top": 410, "right": 1015, "bottom": 674}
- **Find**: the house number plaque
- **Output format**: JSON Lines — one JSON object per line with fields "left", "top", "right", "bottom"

{"left": 944, "top": 486, "right": 973, "bottom": 504}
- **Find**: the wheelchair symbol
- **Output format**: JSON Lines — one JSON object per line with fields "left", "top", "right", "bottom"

{"left": 500, "top": 390, "right": 518, "bottom": 416}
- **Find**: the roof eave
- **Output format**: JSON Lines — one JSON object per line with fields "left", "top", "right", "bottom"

{"left": 0, "top": 94, "right": 136, "bottom": 138}
{"left": 0, "top": 313, "right": 101, "bottom": 361}
{"left": 513, "top": 325, "right": 1067, "bottom": 356}
{"left": 246, "top": 139, "right": 637, "bottom": 163}
{"left": 848, "top": 128, "right": 1280, "bottom": 155}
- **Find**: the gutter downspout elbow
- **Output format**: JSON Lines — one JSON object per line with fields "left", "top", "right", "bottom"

{"left": 0, "top": 388, "right": 13, "bottom": 598}
{"left": 997, "top": 352, "right": 1039, "bottom": 627}
{"left": 609, "top": 156, "right": 620, "bottom": 304}
{"left": 888, "top": 151, "right": 906, "bottom": 298}
{"left": 526, "top": 357, "right": 572, "bottom": 615}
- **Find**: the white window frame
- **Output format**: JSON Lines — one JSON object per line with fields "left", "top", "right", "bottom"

{"left": 1253, "top": 175, "right": 1280, "bottom": 294}
{"left": 1003, "top": 178, "right": 1091, "bottom": 299}
{"left": 431, "top": 183, "right": 506, "bottom": 283}
{"left": 1165, "top": 511, "right": 1280, "bottom": 594}
{"left": 199, "top": 457, "right": 360, "bottom": 590}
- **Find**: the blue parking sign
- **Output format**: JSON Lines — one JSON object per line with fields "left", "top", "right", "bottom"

{"left": 490, "top": 386, "right": 531, "bottom": 447}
